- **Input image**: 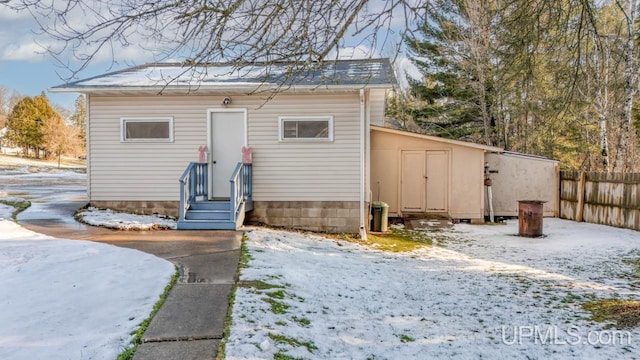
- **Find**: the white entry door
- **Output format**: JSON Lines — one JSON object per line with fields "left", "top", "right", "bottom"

{"left": 209, "top": 109, "right": 246, "bottom": 199}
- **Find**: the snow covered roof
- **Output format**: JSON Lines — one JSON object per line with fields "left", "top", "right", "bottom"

{"left": 50, "top": 59, "right": 396, "bottom": 95}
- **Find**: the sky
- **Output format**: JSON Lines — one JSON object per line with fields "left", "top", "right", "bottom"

{"left": 0, "top": 5, "right": 142, "bottom": 110}
{"left": 0, "top": 2, "right": 421, "bottom": 111}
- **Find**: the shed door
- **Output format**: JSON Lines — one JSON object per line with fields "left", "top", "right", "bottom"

{"left": 401, "top": 151, "right": 426, "bottom": 212}
{"left": 401, "top": 150, "right": 448, "bottom": 213}
{"left": 209, "top": 110, "right": 246, "bottom": 199}
{"left": 425, "top": 150, "right": 448, "bottom": 212}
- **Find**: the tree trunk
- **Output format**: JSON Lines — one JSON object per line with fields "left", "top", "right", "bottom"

{"left": 613, "top": 0, "right": 638, "bottom": 172}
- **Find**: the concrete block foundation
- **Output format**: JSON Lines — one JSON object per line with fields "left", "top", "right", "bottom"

{"left": 246, "top": 201, "right": 361, "bottom": 233}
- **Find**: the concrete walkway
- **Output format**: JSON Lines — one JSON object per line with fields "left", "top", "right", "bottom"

{"left": 12, "top": 189, "right": 241, "bottom": 359}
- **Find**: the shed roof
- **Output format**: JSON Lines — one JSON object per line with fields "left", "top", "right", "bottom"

{"left": 371, "top": 125, "right": 504, "bottom": 152}
{"left": 50, "top": 59, "right": 396, "bottom": 95}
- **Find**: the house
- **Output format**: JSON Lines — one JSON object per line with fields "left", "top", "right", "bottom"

{"left": 50, "top": 59, "right": 395, "bottom": 234}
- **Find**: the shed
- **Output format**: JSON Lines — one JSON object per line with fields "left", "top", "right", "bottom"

{"left": 484, "top": 152, "right": 559, "bottom": 217}
{"left": 371, "top": 126, "right": 502, "bottom": 222}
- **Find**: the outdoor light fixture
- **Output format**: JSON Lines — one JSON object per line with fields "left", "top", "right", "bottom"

{"left": 222, "top": 96, "right": 232, "bottom": 105}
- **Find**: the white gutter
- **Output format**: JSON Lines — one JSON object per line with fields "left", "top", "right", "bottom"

{"left": 85, "top": 94, "right": 91, "bottom": 200}
{"left": 359, "top": 89, "right": 368, "bottom": 241}
{"left": 48, "top": 84, "right": 394, "bottom": 94}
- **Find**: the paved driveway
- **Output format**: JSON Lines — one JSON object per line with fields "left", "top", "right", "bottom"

{"left": 1, "top": 170, "right": 241, "bottom": 359}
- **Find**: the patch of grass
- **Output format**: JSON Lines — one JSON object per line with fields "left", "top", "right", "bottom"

{"left": 238, "top": 280, "right": 284, "bottom": 290}
{"left": 273, "top": 352, "right": 303, "bottom": 360}
{"left": 266, "top": 289, "right": 286, "bottom": 299}
{"left": 0, "top": 198, "right": 31, "bottom": 221}
{"left": 239, "top": 235, "right": 252, "bottom": 269}
{"left": 583, "top": 299, "right": 640, "bottom": 329}
{"left": 292, "top": 316, "right": 311, "bottom": 327}
{"left": 398, "top": 334, "right": 415, "bottom": 343}
{"left": 358, "top": 228, "right": 432, "bottom": 252}
{"left": 217, "top": 235, "right": 248, "bottom": 360}
{"left": 117, "top": 267, "right": 180, "bottom": 360}
{"left": 268, "top": 333, "right": 317, "bottom": 353}
{"left": 262, "top": 297, "right": 289, "bottom": 314}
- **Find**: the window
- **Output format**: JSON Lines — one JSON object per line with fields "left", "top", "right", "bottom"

{"left": 279, "top": 116, "right": 333, "bottom": 141}
{"left": 121, "top": 117, "right": 174, "bottom": 142}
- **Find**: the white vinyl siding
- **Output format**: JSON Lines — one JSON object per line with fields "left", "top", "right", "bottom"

{"left": 87, "top": 92, "right": 362, "bottom": 202}
{"left": 368, "top": 89, "right": 387, "bottom": 126}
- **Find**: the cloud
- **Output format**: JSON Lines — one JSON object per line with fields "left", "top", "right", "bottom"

{"left": 1, "top": 42, "right": 48, "bottom": 62}
{"left": 392, "top": 56, "right": 422, "bottom": 93}
{"left": 326, "top": 45, "right": 380, "bottom": 60}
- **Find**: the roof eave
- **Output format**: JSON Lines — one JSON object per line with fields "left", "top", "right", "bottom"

{"left": 49, "top": 83, "right": 394, "bottom": 94}
{"left": 371, "top": 125, "right": 504, "bottom": 152}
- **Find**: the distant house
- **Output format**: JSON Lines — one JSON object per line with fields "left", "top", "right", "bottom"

{"left": 51, "top": 59, "right": 394, "bottom": 233}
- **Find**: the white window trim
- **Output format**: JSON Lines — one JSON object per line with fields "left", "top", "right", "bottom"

{"left": 278, "top": 116, "right": 334, "bottom": 142}
{"left": 120, "top": 117, "right": 174, "bottom": 142}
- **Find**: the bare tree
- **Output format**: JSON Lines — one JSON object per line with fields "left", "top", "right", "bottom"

{"left": 42, "top": 115, "right": 82, "bottom": 167}
{"left": 8, "top": 0, "right": 426, "bottom": 82}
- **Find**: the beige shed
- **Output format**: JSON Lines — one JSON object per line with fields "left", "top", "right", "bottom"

{"left": 370, "top": 126, "right": 502, "bottom": 222}
{"left": 484, "top": 152, "right": 559, "bottom": 217}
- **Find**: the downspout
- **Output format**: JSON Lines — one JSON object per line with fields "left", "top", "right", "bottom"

{"left": 359, "top": 89, "right": 368, "bottom": 241}
{"left": 85, "top": 93, "right": 91, "bottom": 201}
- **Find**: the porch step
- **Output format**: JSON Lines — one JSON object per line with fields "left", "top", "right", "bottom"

{"left": 189, "top": 201, "right": 230, "bottom": 211}
{"left": 178, "top": 200, "right": 238, "bottom": 230}
{"left": 176, "top": 219, "right": 237, "bottom": 230}
{"left": 185, "top": 209, "right": 230, "bottom": 220}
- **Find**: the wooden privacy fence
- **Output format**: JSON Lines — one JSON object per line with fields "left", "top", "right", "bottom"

{"left": 560, "top": 171, "right": 640, "bottom": 231}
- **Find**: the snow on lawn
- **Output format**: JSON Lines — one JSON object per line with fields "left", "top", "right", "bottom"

{"left": 0, "top": 203, "right": 14, "bottom": 219}
{"left": 77, "top": 207, "right": 177, "bottom": 230}
{"left": 225, "top": 219, "right": 640, "bottom": 359}
{"left": 0, "top": 219, "right": 175, "bottom": 360}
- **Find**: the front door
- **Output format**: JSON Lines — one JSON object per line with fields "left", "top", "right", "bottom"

{"left": 208, "top": 109, "right": 246, "bottom": 199}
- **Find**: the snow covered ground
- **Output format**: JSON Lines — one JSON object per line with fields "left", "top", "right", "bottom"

{"left": 77, "top": 207, "right": 177, "bottom": 230}
{"left": 0, "top": 217, "right": 175, "bottom": 360}
{"left": 225, "top": 220, "right": 640, "bottom": 359}
{"left": 0, "top": 162, "right": 176, "bottom": 360}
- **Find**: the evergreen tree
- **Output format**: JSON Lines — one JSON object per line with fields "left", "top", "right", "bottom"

{"left": 70, "top": 95, "right": 86, "bottom": 144}
{"left": 405, "top": 0, "right": 497, "bottom": 145}
{"left": 6, "top": 92, "right": 59, "bottom": 158}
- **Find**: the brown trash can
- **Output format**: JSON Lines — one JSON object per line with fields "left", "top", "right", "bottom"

{"left": 518, "top": 200, "right": 546, "bottom": 237}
